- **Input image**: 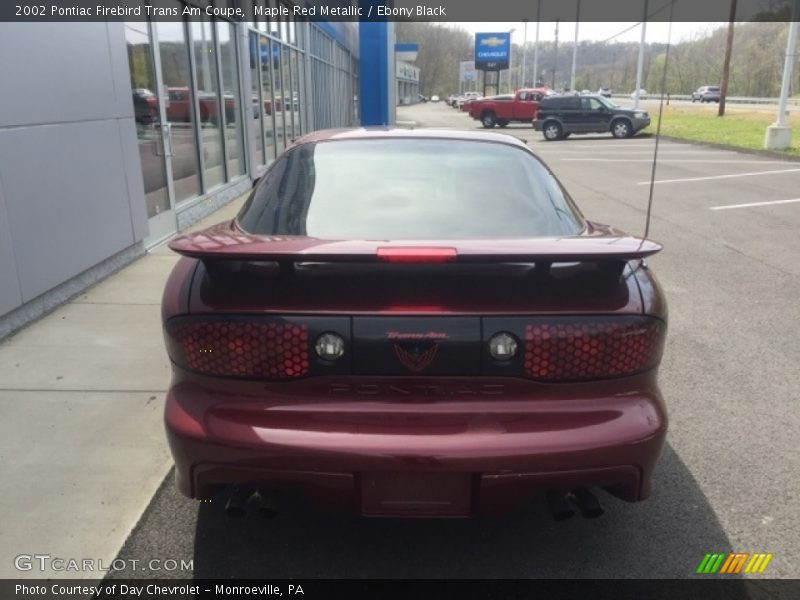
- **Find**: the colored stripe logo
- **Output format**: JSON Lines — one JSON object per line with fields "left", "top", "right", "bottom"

{"left": 696, "top": 553, "right": 773, "bottom": 574}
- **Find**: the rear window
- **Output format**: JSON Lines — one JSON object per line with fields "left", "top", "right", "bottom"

{"left": 237, "top": 139, "right": 584, "bottom": 239}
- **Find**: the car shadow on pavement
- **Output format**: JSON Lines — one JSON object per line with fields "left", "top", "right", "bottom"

{"left": 181, "top": 444, "right": 740, "bottom": 579}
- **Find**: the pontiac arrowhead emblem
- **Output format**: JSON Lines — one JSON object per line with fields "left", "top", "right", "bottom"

{"left": 393, "top": 344, "right": 439, "bottom": 372}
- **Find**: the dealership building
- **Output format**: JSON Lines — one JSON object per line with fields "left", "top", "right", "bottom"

{"left": 0, "top": 3, "right": 380, "bottom": 338}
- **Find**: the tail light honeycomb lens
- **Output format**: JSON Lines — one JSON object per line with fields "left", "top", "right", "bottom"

{"left": 166, "top": 319, "right": 310, "bottom": 379}
{"left": 523, "top": 317, "right": 665, "bottom": 381}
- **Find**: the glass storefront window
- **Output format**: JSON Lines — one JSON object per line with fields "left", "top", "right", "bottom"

{"left": 249, "top": 32, "right": 265, "bottom": 166}
{"left": 292, "top": 48, "right": 303, "bottom": 136}
{"left": 271, "top": 39, "right": 286, "bottom": 154}
{"left": 260, "top": 36, "right": 277, "bottom": 161}
{"left": 191, "top": 18, "right": 225, "bottom": 190}
{"left": 217, "top": 21, "right": 245, "bottom": 178}
{"left": 124, "top": 22, "right": 170, "bottom": 219}
{"left": 156, "top": 16, "right": 201, "bottom": 202}
{"left": 284, "top": 45, "right": 295, "bottom": 142}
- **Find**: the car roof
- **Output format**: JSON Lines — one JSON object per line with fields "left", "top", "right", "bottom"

{"left": 292, "top": 127, "right": 531, "bottom": 150}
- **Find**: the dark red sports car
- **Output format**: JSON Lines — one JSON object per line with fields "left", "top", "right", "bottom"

{"left": 162, "top": 128, "right": 668, "bottom": 519}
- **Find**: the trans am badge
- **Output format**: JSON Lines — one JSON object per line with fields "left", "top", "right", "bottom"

{"left": 393, "top": 343, "right": 439, "bottom": 372}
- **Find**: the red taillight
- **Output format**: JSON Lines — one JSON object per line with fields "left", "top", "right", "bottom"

{"left": 377, "top": 247, "right": 458, "bottom": 263}
{"left": 522, "top": 317, "right": 665, "bottom": 381}
{"left": 166, "top": 319, "right": 309, "bottom": 379}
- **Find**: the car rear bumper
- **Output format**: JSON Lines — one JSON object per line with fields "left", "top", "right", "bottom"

{"left": 165, "top": 374, "right": 667, "bottom": 517}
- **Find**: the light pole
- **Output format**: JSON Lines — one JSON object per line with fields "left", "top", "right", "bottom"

{"left": 765, "top": 0, "right": 800, "bottom": 149}
{"left": 570, "top": 0, "right": 581, "bottom": 91}
{"left": 507, "top": 27, "right": 516, "bottom": 93}
{"left": 522, "top": 19, "right": 528, "bottom": 88}
{"left": 533, "top": 0, "right": 541, "bottom": 86}
{"left": 633, "top": 0, "right": 649, "bottom": 110}
{"left": 552, "top": 20, "right": 560, "bottom": 90}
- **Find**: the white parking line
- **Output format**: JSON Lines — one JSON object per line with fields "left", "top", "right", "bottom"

{"left": 637, "top": 168, "right": 800, "bottom": 185}
{"left": 547, "top": 149, "right": 731, "bottom": 155}
{"left": 710, "top": 198, "right": 800, "bottom": 210}
{"left": 542, "top": 143, "right": 656, "bottom": 149}
{"left": 563, "top": 158, "right": 791, "bottom": 164}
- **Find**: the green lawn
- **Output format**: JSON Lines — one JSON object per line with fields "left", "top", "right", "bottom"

{"left": 652, "top": 106, "right": 800, "bottom": 158}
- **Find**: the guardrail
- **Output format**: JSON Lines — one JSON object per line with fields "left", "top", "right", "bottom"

{"left": 610, "top": 93, "right": 800, "bottom": 106}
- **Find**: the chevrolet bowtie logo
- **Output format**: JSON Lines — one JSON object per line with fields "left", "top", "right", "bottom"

{"left": 480, "top": 37, "right": 506, "bottom": 47}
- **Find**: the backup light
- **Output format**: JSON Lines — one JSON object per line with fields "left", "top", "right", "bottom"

{"left": 315, "top": 333, "right": 345, "bottom": 360}
{"left": 489, "top": 332, "right": 519, "bottom": 360}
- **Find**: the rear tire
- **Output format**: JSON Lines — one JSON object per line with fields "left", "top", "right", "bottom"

{"left": 543, "top": 121, "right": 563, "bottom": 141}
{"left": 481, "top": 112, "right": 497, "bottom": 128}
{"left": 611, "top": 119, "right": 632, "bottom": 139}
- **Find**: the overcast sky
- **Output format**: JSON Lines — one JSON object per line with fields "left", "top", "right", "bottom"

{"left": 452, "top": 22, "right": 725, "bottom": 45}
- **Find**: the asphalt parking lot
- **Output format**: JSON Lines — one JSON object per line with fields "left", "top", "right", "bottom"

{"left": 109, "top": 102, "right": 799, "bottom": 579}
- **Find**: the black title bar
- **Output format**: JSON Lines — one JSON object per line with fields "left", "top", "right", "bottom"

{"left": 2, "top": 0, "right": 798, "bottom": 22}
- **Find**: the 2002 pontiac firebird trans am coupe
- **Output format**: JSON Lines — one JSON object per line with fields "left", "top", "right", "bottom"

{"left": 162, "top": 128, "right": 668, "bottom": 519}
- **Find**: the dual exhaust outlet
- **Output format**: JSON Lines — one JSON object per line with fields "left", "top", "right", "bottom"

{"left": 546, "top": 488, "right": 604, "bottom": 520}
{"left": 223, "top": 487, "right": 279, "bottom": 518}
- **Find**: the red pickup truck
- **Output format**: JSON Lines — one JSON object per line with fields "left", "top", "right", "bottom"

{"left": 469, "top": 88, "right": 551, "bottom": 128}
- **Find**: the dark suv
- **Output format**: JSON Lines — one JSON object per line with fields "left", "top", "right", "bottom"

{"left": 533, "top": 94, "right": 651, "bottom": 141}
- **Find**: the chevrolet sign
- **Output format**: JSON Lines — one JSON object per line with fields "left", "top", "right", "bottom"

{"left": 475, "top": 32, "right": 510, "bottom": 71}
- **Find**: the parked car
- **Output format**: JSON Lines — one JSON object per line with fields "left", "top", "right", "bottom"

{"left": 468, "top": 88, "right": 550, "bottom": 128}
{"left": 691, "top": 85, "right": 721, "bottom": 103}
{"left": 580, "top": 89, "right": 592, "bottom": 95}
{"left": 630, "top": 89, "right": 648, "bottom": 100}
{"left": 431, "top": 95, "right": 440, "bottom": 102}
{"left": 598, "top": 87, "right": 612, "bottom": 98}
{"left": 162, "top": 128, "right": 668, "bottom": 518}
{"left": 132, "top": 88, "right": 158, "bottom": 124}
{"left": 534, "top": 94, "right": 651, "bottom": 140}
{"left": 166, "top": 87, "right": 235, "bottom": 124}
{"left": 456, "top": 91, "right": 481, "bottom": 109}
{"left": 447, "top": 94, "right": 458, "bottom": 107}
{"left": 418, "top": 94, "right": 429, "bottom": 103}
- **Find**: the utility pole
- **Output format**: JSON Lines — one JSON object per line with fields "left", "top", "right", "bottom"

{"left": 522, "top": 19, "right": 528, "bottom": 87}
{"left": 533, "top": 0, "right": 541, "bottom": 86}
{"left": 718, "top": 0, "right": 737, "bottom": 117}
{"left": 633, "top": 0, "right": 649, "bottom": 109}
{"left": 570, "top": 0, "right": 581, "bottom": 91}
{"left": 552, "top": 19, "right": 560, "bottom": 89}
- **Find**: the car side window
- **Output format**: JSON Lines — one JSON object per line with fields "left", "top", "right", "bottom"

{"left": 579, "top": 97, "right": 603, "bottom": 110}
{"left": 518, "top": 92, "right": 528, "bottom": 101}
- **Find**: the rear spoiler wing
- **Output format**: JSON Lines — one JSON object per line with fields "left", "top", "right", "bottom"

{"left": 169, "top": 228, "right": 661, "bottom": 274}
